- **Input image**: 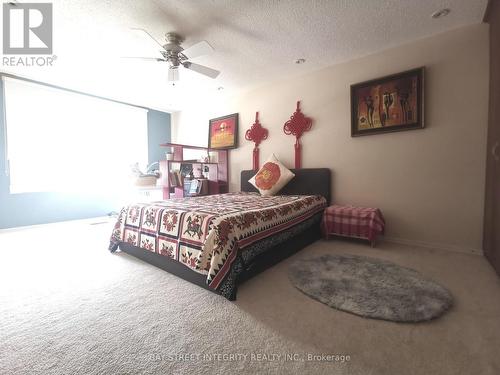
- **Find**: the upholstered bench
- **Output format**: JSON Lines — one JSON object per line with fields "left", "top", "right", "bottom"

{"left": 321, "top": 205, "right": 385, "bottom": 247}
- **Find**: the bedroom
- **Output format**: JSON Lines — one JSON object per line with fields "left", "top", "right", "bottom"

{"left": 1, "top": 0, "right": 499, "bottom": 374}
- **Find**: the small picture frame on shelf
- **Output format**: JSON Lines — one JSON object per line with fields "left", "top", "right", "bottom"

{"left": 208, "top": 113, "right": 238, "bottom": 149}
{"left": 179, "top": 163, "right": 193, "bottom": 177}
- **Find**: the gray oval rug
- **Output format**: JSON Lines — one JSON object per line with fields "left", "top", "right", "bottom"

{"left": 288, "top": 254, "right": 453, "bottom": 322}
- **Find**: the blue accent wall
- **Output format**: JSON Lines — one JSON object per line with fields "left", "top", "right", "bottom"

{"left": 0, "top": 80, "right": 171, "bottom": 229}
{"left": 147, "top": 110, "right": 171, "bottom": 165}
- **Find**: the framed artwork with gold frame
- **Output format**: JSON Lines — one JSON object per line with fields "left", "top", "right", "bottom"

{"left": 351, "top": 67, "right": 424, "bottom": 137}
{"left": 208, "top": 113, "right": 239, "bottom": 149}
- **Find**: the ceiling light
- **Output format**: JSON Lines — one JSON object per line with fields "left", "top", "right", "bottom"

{"left": 431, "top": 8, "right": 450, "bottom": 19}
{"left": 295, "top": 58, "right": 306, "bottom": 65}
{"left": 217, "top": 86, "right": 224, "bottom": 91}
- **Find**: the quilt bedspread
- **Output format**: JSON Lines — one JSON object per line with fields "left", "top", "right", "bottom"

{"left": 109, "top": 192, "right": 326, "bottom": 289}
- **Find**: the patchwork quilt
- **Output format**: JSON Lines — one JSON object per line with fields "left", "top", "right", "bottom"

{"left": 109, "top": 192, "right": 326, "bottom": 290}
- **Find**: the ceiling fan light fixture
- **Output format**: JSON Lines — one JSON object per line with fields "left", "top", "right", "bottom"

{"left": 168, "top": 67, "right": 179, "bottom": 82}
{"left": 431, "top": 8, "right": 450, "bottom": 19}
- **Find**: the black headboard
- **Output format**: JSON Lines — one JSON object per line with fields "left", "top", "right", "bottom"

{"left": 240, "top": 168, "right": 331, "bottom": 204}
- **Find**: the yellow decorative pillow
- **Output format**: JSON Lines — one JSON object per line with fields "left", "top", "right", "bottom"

{"left": 249, "top": 154, "right": 295, "bottom": 196}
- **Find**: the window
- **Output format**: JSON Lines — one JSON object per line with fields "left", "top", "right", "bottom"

{"left": 3, "top": 77, "right": 148, "bottom": 194}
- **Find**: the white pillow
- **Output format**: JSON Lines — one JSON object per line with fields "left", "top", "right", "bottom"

{"left": 249, "top": 154, "right": 295, "bottom": 196}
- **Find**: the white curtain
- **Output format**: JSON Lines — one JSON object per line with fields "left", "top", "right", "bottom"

{"left": 3, "top": 77, "right": 148, "bottom": 194}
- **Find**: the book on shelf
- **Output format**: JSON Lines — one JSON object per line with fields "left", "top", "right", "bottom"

{"left": 183, "top": 178, "right": 192, "bottom": 196}
{"left": 199, "top": 179, "right": 209, "bottom": 195}
{"left": 168, "top": 172, "right": 178, "bottom": 187}
{"left": 168, "top": 171, "right": 183, "bottom": 187}
{"left": 188, "top": 179, "right": 199, "bottom": 195}
{"left": 183, "top": 178, "right": 208, "bottom": 196}
{"left": 175, "top": 171, "right": 182, "bottom": 186}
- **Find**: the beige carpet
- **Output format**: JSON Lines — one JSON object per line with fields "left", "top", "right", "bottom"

{"left": 1, "top": 219, "right": 500, "bottom": 375}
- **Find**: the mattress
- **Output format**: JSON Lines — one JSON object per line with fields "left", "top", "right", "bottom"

{"left": 109, "top": 192, "right": 326, "bottom": 290}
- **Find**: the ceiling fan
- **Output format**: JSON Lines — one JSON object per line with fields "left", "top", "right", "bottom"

{"left": 125, "top": 28, "right": 220, "bottom": 82}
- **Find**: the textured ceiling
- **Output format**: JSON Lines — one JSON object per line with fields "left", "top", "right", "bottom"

{"left": 1, "top": 0, "right": 488, "bottom": 111}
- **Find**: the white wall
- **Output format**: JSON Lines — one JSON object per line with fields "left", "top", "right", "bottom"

{"left": 172, "top": 24, "right": 489, "bottom": 252}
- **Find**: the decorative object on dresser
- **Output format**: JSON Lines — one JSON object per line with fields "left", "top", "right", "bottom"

{"left": 283, "top": 101, "right": 312, "bottom": 168}
{"left": 245, "top": 111, "right": 269, "bottom": 171}
{"left": 208, "top": 113, "right": 239, "bottom": 149}
{"left": 131, "top": 162, "right": 160, "bottom": 186}
{"left": 158, "top": 143, "right": 228, "bottom": 199}
{"left": 322, "top": 205, "right": 385, "bottom": 247}
{"left": 288, "top": 253, "right": 453, "bottom": 322}
{"left": 350, "top": 67, "right": 424, "bottom": 137}
{"left": 129, "top": 162, "right": 163, "bottom": 202}
{"left": 248, "top": 154, "right": 295, "bottom": 196}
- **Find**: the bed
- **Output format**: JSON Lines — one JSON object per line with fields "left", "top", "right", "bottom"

{"left": 109, "top": 168, "right": 331, "bottom": 300}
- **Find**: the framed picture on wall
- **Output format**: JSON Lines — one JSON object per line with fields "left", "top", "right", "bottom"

{"left": 350, "top": 67, "right": 424, "bottom": 137}
{"left": 208, "top": 113, "right": 239, "bottom": 149}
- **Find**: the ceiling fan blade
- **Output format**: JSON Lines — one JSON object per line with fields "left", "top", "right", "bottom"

{"left": 121, "top": 56, "right": 166, "bottom": 62}
{"left": 183, "top": 62, "right": 220, "bottom": 79}
{"left": 168, "top": 68, "right": 179, "bottom": 82}
{"left": 182, "top": 40, "right": 214, "bottom": 59}
{"left": 131, "top": 28, "right": 165, "bottom": 48}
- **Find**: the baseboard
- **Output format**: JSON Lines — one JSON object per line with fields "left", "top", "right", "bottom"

{"left": 383, "top": 236, "right": 484, "bottom": 256}
{"left": 0, "top": 216, "right": 113, "bottom": 234}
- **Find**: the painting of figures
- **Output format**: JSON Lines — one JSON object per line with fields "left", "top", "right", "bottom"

{"left": 351, "top": 68, "right": 424, "bottom": 136}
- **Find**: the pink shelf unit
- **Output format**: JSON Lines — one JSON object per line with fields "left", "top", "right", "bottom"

{"left": 159, "top": 143, "right": 229, "bottom": 199}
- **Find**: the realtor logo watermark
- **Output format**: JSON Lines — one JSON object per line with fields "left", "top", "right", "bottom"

{"left": 2, "top": 2, "right": 56, "bottom": 66}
